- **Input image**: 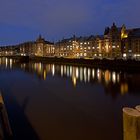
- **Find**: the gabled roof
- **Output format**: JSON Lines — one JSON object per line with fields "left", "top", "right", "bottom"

{"left": 56, "top": 35, "right": 96, "bottom": 44}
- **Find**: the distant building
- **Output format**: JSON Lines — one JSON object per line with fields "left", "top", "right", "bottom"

{"left": 55, "top": 23, "right": 130, "bottom": 59}
{"left": 19, "top": 35, "right": 54, "bottom": 57}
{"left": 77, "top": 36, "right": 96, "bottom": 58}
{"left": 55, "top": 35, "right": 97, "bottom": 58}
{"left": 0, "top": 35, "right": 54, "bottom": 57}
{"left": 55, "top": 36, "right": 77, "bottom": 58}
{"left": 97, "top": 23, "right": 140, "bottom": 60}
{"left": 99, "top": 23, "right": 125, "bottom": 59}
{"left": 0, "top": 24, "right": 140, "bottom": 60}
{"left": 34, "top": 35, "right": 55, "bottom": 57}
{"left": 123, "top": 28, "right": 140, "bottom": 59}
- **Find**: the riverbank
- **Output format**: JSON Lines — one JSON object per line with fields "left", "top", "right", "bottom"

{"left": 29, "top": 56, "right": 140, "bottom": 71}
{"left": 1, "top": 56, "right": 140, "bottom": 71}
{"left": 0, "top": 56, "right": 30, "bottom": 63}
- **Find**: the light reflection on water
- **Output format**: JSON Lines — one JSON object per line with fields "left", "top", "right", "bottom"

{"left": 28, "top": 63, "right": 129, "bottom": 95}
{"left": 0, "top": 57, "right": 130, "bottom": 95}
{"left": 34, "top": 63, "right": 121, "bottom": 84}
{"left": 3, "top": 57, "right": 140, "bottom": 98}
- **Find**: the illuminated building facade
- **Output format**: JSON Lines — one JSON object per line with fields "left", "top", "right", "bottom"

{"left": 78, "top": 36, "right": 97, "bottom": 58}
{"left": 123, "top": 28, "right": 140, "bottom": 59}
{"left": 98, "top": 23, "right": 126, "bottom": 59}
{"left": 0, "top": 24, "right": 140, "bottom": 60}
{"left": 55, "top": 36, "right": 77, "bottom": 58}
{"left": 102, "top": 23, "right": 140, "bottom": 60}
{"left": 55, "top": 23, "right": 129, "bottom": 59}
{"left": 19, "top": 35, "right": 55, "bottom": 57}
{"left": 34, "top": 35, "right": 55, "bottom": 57}
{"left": 0, "top": 45, "right": 20, "bottom": 56}
{"left": 0, "top": 35, "right": 54, "bottom": 57}
{"left": 55, "top": 35, "right": 97, "bottom": 58}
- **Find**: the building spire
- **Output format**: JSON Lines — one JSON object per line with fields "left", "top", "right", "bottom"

{"left": 36, "top": 34, "right": 45, "bottom": 43}
{"left": 39, "top": 34, "right": 42, "bottom": 39}
{"left": 113, "top": 22, "right": 116, "bottom": 26}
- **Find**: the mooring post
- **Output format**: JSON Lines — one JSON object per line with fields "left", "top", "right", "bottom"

{"left": 123, "top": 107, "right": 140, "bottom": 140}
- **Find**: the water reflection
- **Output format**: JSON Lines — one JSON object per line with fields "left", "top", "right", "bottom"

{"left": 1, "top": 57, "right": 139, "bottom": 97}
{"left": 0, "top": 57, "right": 16, "bottom": 69}
{"left": 1, "top": 57, "right": 140, "bottom": 140}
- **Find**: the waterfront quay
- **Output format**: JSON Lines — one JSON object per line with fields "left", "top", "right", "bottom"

{"left": 1, "top": 55, "right": 140, "bottom": 72}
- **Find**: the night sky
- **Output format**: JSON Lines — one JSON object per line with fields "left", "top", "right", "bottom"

{"left": 0, "top": 0, "right": 140, "bottom": 45}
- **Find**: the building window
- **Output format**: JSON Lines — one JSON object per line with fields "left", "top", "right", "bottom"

{"left": 84, "top": 53, "right": 87, "bottom": 56}
{"left": 123, "top": 53, "right": 127, "bottom": 58}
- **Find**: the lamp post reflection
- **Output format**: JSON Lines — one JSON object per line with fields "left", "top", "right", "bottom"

{"left": 80, "top": 67, "right": 83, "bottom": 82}
{"left": 105, "top": 70, "right": 111, "bottom": 84}
{"left": 121, "top": 83, "right": 128, "bottom": 95}
{"left": 72, "top": 76, "right": 77, "bottom": 87}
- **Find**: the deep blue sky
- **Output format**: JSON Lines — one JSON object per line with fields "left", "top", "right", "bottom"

{"left": 0, "top": 0, "right": 140, "bottom": 45}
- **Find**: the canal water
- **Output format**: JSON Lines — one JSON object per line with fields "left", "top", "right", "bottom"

{"left": 0, "top": 57, "right": 140, "bottom": 140}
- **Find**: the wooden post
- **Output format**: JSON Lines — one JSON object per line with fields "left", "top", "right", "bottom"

{"left": 123, "top": 107, "right": 140, "bottom": 140}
